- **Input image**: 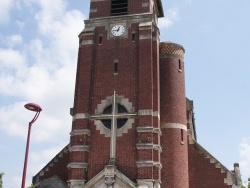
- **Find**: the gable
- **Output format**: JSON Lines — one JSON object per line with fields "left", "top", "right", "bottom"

{"left": 84, "top": 165, "right": 136, "bottom": 188}
{"left": 38, "top": 176, "right": 67, "bottom": 188}
{"left": 33, "top": 145, "right": 70, "bottom": 186}
{"left": 188, "top": 140, "right": 240, "bottom": 187}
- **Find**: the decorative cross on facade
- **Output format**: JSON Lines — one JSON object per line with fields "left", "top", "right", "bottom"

{"left": 91, "top": 91, "right": 137, "bottom": 164}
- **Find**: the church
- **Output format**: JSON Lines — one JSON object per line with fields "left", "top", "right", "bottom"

{"left": 32, "top": 0, "right": 242, "bottom": 187}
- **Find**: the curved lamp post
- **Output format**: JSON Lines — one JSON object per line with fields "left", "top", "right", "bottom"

{"left": 21, "top": 103, "right": 42, "bottom": 188}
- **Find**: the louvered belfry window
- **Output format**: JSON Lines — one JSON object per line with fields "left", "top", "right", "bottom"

{"left": 111, "top": 0, "right": 128, "bottom": 16}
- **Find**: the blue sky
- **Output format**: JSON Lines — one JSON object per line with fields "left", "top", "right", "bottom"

{"left": 0, "top": 0, "right": 249, "bottom": 187}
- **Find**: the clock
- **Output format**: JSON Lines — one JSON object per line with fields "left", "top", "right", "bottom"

{"left": 111, "top": 25, "right": 125, "bottom": 36}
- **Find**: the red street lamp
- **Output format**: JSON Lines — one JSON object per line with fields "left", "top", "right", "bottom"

{"left": 21, "top": 103, "right": 42, "bottom": 188}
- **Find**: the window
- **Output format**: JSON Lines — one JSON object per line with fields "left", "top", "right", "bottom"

{"left": 178, "top": 59, "right": 182, "bottom": 72}
{"left": 99, "top": 36, "right": 103, "bottom": 44}
{"left": 114, "top": 60, "right": 119, "bottom": 75}
{"left": 181, "top": 129, "right": 184, "bottom": 145}
{"left": 132, "top": 32, "right": 135, "bottom": 42}
{"left": 114, "top": 62, "right": 118, "bottom": 74}
{"left": 93, "top": 93, "right": 136, "bottom": 137}
{"left": 111, "top": 0, "right": 128, "bottom": 16}
{"left": 101, "top": 104, "right": 129, "bottom": 129}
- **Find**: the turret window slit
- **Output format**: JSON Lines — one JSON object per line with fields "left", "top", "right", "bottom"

{"left": 178, "top": 59, "right": 182, "bottom": 72}
{"left": 181, "top": 129, "right": 184, "bottom": 145}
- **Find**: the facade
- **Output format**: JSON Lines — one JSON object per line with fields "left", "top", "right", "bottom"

{"left": 33, "top": 0, "right": 242, "bottom": 187}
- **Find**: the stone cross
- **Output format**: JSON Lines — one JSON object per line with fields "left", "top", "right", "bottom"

{"left": 91, "top": 91, "right": 136, "bottom": 164}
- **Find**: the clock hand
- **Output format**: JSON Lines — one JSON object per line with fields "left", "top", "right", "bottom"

{"left": 116, "top": 26, "right": 120, "bottom": 32}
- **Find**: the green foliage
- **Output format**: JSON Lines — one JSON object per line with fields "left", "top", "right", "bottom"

{"left": 0, "top": 172, "right": 4, "bottom": 188}
{"left": 27, "top": 184, "right": 35, "bottom": 188}
{"left": 242, "top": 177, "right": 250, "bottom": 188}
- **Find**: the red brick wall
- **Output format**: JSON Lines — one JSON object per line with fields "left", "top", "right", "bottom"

{"left": 188, "top": 144, "right": 232, "bottom": 188}
{"left": 73, "top": 19, "right": 161, "bottom": 183}
{"left": 89, "top": 0, "right": 151, "bottom": 19}
{"left": 38, "top": 151, "right": 69, "bottom": 183}
{"left": 160, "top": 57, "right": 186, "bottom": 124}
{"left": 128, "top": 0, "right": 150, "bottom": 15}
{"left": 160, "top": 51, "right": 189, "bottom": 187}
{"left": 69, "top": 27, "right": 95, "bottom": 181}
{"left": 86, "top": 22, "right": 142, "bottom": 180}
{"left": 89, "top": 1, "right": 110, "bottom": 19}
{"left": 71, "top": 0, "right": 161, "bottom": 184}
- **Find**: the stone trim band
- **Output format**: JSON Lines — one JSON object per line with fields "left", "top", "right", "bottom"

{"left": 67, "top": 162, "right": 88, "bottom": 169}
{"left": 161, "top": 123, "right": 187, "bottom": 131}
{"left": 72, "top": 113, "right": 90, "bottom": 121}
{"left": 136, "top": 126, "right": 162, "bottom": 135}
{"left": 70, "top": 129, "right": 91, "bottom": 136}
{"left": 136, "top": 161, "right": 162, "bottom": 169}
{"left": 136, "top": 143, "right": 162, "bottom": 152}
{"left": 69, "top": 145, "right": 90, "bottom": 152}
{"left": 137, "top": 109, "right": 159, "bottom": 118}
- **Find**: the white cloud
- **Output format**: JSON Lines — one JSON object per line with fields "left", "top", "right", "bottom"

{"left": 0, "top": 102, "right": 29, "bottom": 138}
{"left": 0, "top": 0, "right": 85, "bottom": 142}
{"left": 0, "top": 0, "right": 14, "bottom": 24}
{"left": 185, "top": 0, "right": 192, "bottom": 4}
{"left": 12, "top": 176, "right": 22, "bottom": 188}
{"left": 11, "top": 145, "right": 66, "bottom": 187}
{"left": 5, "top": 35, "right": 23, "bottom": 47}
{"left": 159, "top": 8, "right": 180, "bottom": 29}
{"left": 0, "top": 48, "right": 27, "bottom": 96}
{"left": 0, "top": 1, "right": 85, "bottom": 187}
{"left": 29, "top": 146, "right": 66, "bottom": 173}
{"left": 16, "top": 20, "right": 25, "bottom": 31}
{"left": 239, "top": 137, "right": 250, "bottom": 182}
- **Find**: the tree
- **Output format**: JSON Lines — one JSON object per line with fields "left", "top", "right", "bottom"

{"left": 27, "top": 184, "right": 35, "bottom": 188}
{"left": 242, "top": 177, "right": 250, "bottom": 188}
{"left": 0, "top": 172, "right": 4, "bottom": 188}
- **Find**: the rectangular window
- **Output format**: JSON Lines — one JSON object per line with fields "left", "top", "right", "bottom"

{"left": 114, "top": 62, "right": 118, "bottom": 74}
{"left": 181, "top": 129, "right": 184, "bottom": 145}
{"left": 111, "top": 0, "right": 128, "bottom": 16}
{"left": 178, "top": 59, "right": 183, "bottom": 73}
{"left": 132, "top": 32, "right": 135, "bottom": 42}
{"left": 99, "top": 36, "right": 103, "bottom": 44}
{"left": 179, "top": 59, "right": 182, "bottom": 70}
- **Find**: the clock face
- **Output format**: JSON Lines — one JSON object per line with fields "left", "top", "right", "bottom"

{"left": 111, "top": 25, "right": 125, "bottom": 36}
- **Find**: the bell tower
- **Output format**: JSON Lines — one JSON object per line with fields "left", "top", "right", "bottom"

{"left": 68, "top": 0, "right": 186, "bottom": 187}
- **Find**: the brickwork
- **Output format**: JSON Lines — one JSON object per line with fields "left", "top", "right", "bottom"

{"left": 128, "top": 0, "right": 151, "bottom": 16}
{"left": 38, "top": 176, "right": 67, "bottom": 188}
{"left": 73, "top": 34, "right": 95, "bottom": 114}
{"left": 33, "top": 0, "right": 241, "bottom": 187}
{"left": 41, "top": 153, "right": 69, "bottom": 182}
{"left": 86, "top": 21, "right": 141, "bottom": 181}
{"left": 160, "top": 55, "right": 186, "bottom": 124}
{"left": 160, "top": 42, "right": 189, "bottom": 188}
{"left": 188, "top": 143, "right": 232, "bottom": 188}
{"left": 89, "top": 1, "right": 110, "bottom": 19}
{"left": 33, "top": 146, "right": 70, "bottom": 187}
{"left": 89, "top": 0, "right": 154, "bottom": 19}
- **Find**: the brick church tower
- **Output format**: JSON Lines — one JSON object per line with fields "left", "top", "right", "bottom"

{"left": 67, "top": 0, "right": 188, "bottom": 187}
{"left": 33, "top": 1, "right": 242, "bottom": 188}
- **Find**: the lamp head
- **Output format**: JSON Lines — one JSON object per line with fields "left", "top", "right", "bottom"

{"left": 24, "top": 103, "right": 42, "bottom": 112}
